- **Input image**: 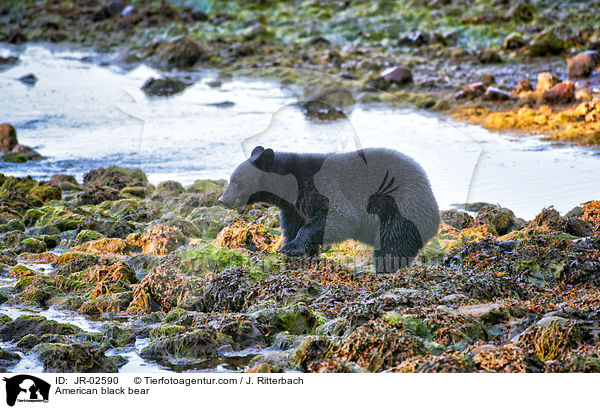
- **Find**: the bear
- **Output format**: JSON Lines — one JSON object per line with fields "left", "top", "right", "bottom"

{"left": 218, "top": 146, "right": 440, "bottom": 272}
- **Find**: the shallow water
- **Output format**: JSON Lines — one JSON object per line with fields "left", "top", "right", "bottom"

{"left": 1, "top": 45, "right": 600, "bottom": 219}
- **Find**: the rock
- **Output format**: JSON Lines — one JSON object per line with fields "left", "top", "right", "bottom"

{"left": 455, "top": 82, "right": 485, "bottom": 100}
{"left": 441, "top": 209, "right": 474, "bottom": 230}
{"left": 1, "top": 152, "right": 27, "bottom": 163}
{"left": 528, "top": 29, "right": 566, "bottom": 57}
{"left": 188, "top": 206, "right": 237, "bottom": 239}
{"left": 94, "top": 0, "right": 125, "bottom": 21}
{"left": 536, "top": 72, "right": 559, "bottom": 93}
{"left": 18, "top": 73, "right": 37, "bottom": 85}
{"left": 17, "top": 237, "right": 47, "bottom": 254}
{"left": 457, "top": 303, "right": 504, "bottom": 318}
{"left": 34, "top": 343, "right": 118, "bottom": 372}
{"left": 186, "top": 179, "right": 226, "bottom": 194}
{"left": 397, "top": 31, "right": 446, "bottom": 47}
{"left": 121, "top": 5, "right": 135, "bottom": 17}
{"left": 83, "top": 165, "right": 148, "bottom": 190}
{"left": 73, "top": 237, "right": 131, "bottom": 256}
{"left": 74, "top": 229, "right": 106, "bottom": 245}
{"left": 366, "top": 66, "right": 412, "bottom": 90}
{"left": 567, "top": 51, "right": 599, "bottom": 78}
{"left": 542, "top": 81, "right": 575, "bottom": 104}
{"left": 11, "top": 144, "right": 42, "bottom": 161}
{"left": 29, "top": 184, "right": 61, "bottom": 202}
{"left": 574, "top": 89, "right": 593, "bottom": 101}
{"left": 49, "top": 174, "right": 79, "bottom": 190}
{"left": 483, "top": 86, "right": 510, "bottom": 101}
{"left": 0, "top": 124, "right": 18, "bottom": 153}
{"left": 381, "top": 66, "right": 413, "bottom": 85}
{"left": 511, "top": 3, "right": 535, "bottom": 23}
{"left": 0, "top": 316, "right": 79, "bottom": 341}
{"left": 140, "top": 328, "right": 225, "bottom": 363}
{"left": 150, "top": 180, "right": 185, "bottom": 200}
{"left": 141, "top": 77, "right": 190, "bottom": 97}
{"left": 503, "top": 32, "right": 526, "bottom": 50}
{"left": 149, "top": 37, "right": 207, "bottom": 71}
{"left": 136, "top": 225, "right": 186, "bottom": 256}
{"left": 515, "top": 79, "right": 533, "bottom": 94}
{"left": 0, "top": 56, "right": 18, "bottom": 67}
{"left": 477, "top": 49, "right": 503, "bottom": 64}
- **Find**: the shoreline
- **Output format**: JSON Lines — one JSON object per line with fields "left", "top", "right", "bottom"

{"left": 0, "top": 165, "right": 597, "bottom": 372}
{"left": 1, "top": 1, "right": 599, "bottom": 148}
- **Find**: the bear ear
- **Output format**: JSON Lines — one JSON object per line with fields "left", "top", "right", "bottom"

{"left": 251, "top": 146, "right": 265, "bottom": 157}
{"left": 254, "top": 148, "right": 274, "bottom": 170}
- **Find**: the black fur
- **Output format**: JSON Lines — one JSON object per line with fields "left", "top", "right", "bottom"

{"left": 367, "top": 171, "right": 423, "bottom": 272}
{"left": 247, "top": 148, "right": 329, "bottom": 256}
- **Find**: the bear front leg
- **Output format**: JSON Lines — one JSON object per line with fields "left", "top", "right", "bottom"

{"left": 279, "top": 207, "right": 305, "bottom": 245}
{"left": 279, "top": 214, "right": 326, "bottom": 257}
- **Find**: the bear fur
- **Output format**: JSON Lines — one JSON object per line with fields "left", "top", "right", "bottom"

{"left": 218, "top": 146, "right": 440, "bottom": 272}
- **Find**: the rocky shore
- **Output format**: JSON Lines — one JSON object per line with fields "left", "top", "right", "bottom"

{"left": 0, "top": 0, "right": 599, "bottom": 373}
{"left": 1, "top": 0, "right": 599, "bottom": 146}
{"left": 0, "top": 165, "right": 598, "bottom": 372}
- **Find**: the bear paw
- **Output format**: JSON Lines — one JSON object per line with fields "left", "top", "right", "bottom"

{"left": 279, "top": 241, "right": 307, "bottom": 257}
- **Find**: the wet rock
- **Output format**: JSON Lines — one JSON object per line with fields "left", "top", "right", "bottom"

{"left": 517, "top": 316, "right": 584, "bottom": 361}
{"left": 0, "top": 124, "right": 18, "bottom": 153}
{"left": 475, "top": 205, "right": 521, "bottom": 236}
{"left": 94, "top": 0, "right": 125, "bottom": 21}
{"left": 34, "top": 343, "right": 118, "bottom": 372}
{"left": 483, "top": 87, "right": 510, "bottom": 101}
{"left": 536, "top": 72, "right": 559, "bottom": 93}
{"left": 503, "top": 32, "right": 526, "bottom": 50}
{"left": 149, "top": 37, "right": 208, "bottom": 71}
{"left": 528, "top": 29, "right": 566, "bottom": 57}
{"left": 29, "top": 184, "right": 61, "bottom": 203}
{"left": 477, "top": 49, "right": 503, "bottom": 64}
{"left": 16, "top": 237, "right": 47, "bottom": 254}
{"left": 141, "top": 77, "right": 190, "bottom": 97}
{"left": 397, "top": 31, "right": 446, "bottom": 47}
{"left": 140, "top": 328, "right": 226, "bottom": 364}
{"left": 83, "top": 165, "right": 148, "bottom": 191}
{"left": 542, "top": 82, "right": 575, "bottom": 104}
{"left": 188, "top": 206, "right": 237, "bottom": 239}
{"left": 150, "top": 180, "right": 185, "bottom": 200}
{"left": 0, "top": 347, "right": 21, "bottom": 366}
{"left": 74, "top": 229, "right": 106, "bottom": 245}
{"left": 441, "top": 209, "right": 473, "bottom": 230}
{"left": 0, "top": 316, "right": 79, "bottom": 341}
{"left": 515, "top": 78, "right": 533, "bottom": 94}
{"left": 335, "top": 319, "right": 426, "bottom": 372}
{"left": 11, "top": 144, "right": 43, "bottom": 161}
{"left": 214, "top": 220, "right": 283, "bottom": 253}
{"left": 18, "top": 73, "right": 37, "bottom": 85}
{"left": 567, "top": 51, "right": 599, "bottom": 78}
{"left": 295, "top": 336, "right": 334, "bottom": 372}
{"left": 511, "top": 3, "right": 535, "bottom": 23}
{"left": 365, "top": 66, "right": 412, "bottom": 91}
{"left": 380, "top": 66, "right": 413, "bottom": 85}
{"left": 49, "top": 174, "right": 79, "bottom": 191}
{"left": 200, "top": 266, "right": 249, "bottom": 312}
{"left": 455, "top": 82, "right": 485, "bottom": 100}
{"left": 179, "top": 244, "right": 249, "bottom": 276}
{"left": 135, "top": 225, "right": 185, "bottom": 256}
{"left": 582, "top": 200, "right": 600, "bottom": 234}
{"left": 73, "top": 237, "right": 131, "bottom": 256}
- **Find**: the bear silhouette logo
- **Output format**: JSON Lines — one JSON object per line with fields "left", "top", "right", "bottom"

{"left": 3, "top": 375, "right": 50, "bottom": 406}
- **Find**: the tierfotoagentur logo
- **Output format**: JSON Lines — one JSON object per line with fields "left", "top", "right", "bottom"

{"left": 3, "top": 375, "right": 51, "bottom": 406}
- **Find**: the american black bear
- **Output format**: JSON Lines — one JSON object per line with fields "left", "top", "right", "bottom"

{"left": 218, "top": 146, "right": 440, "bottom": 272}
